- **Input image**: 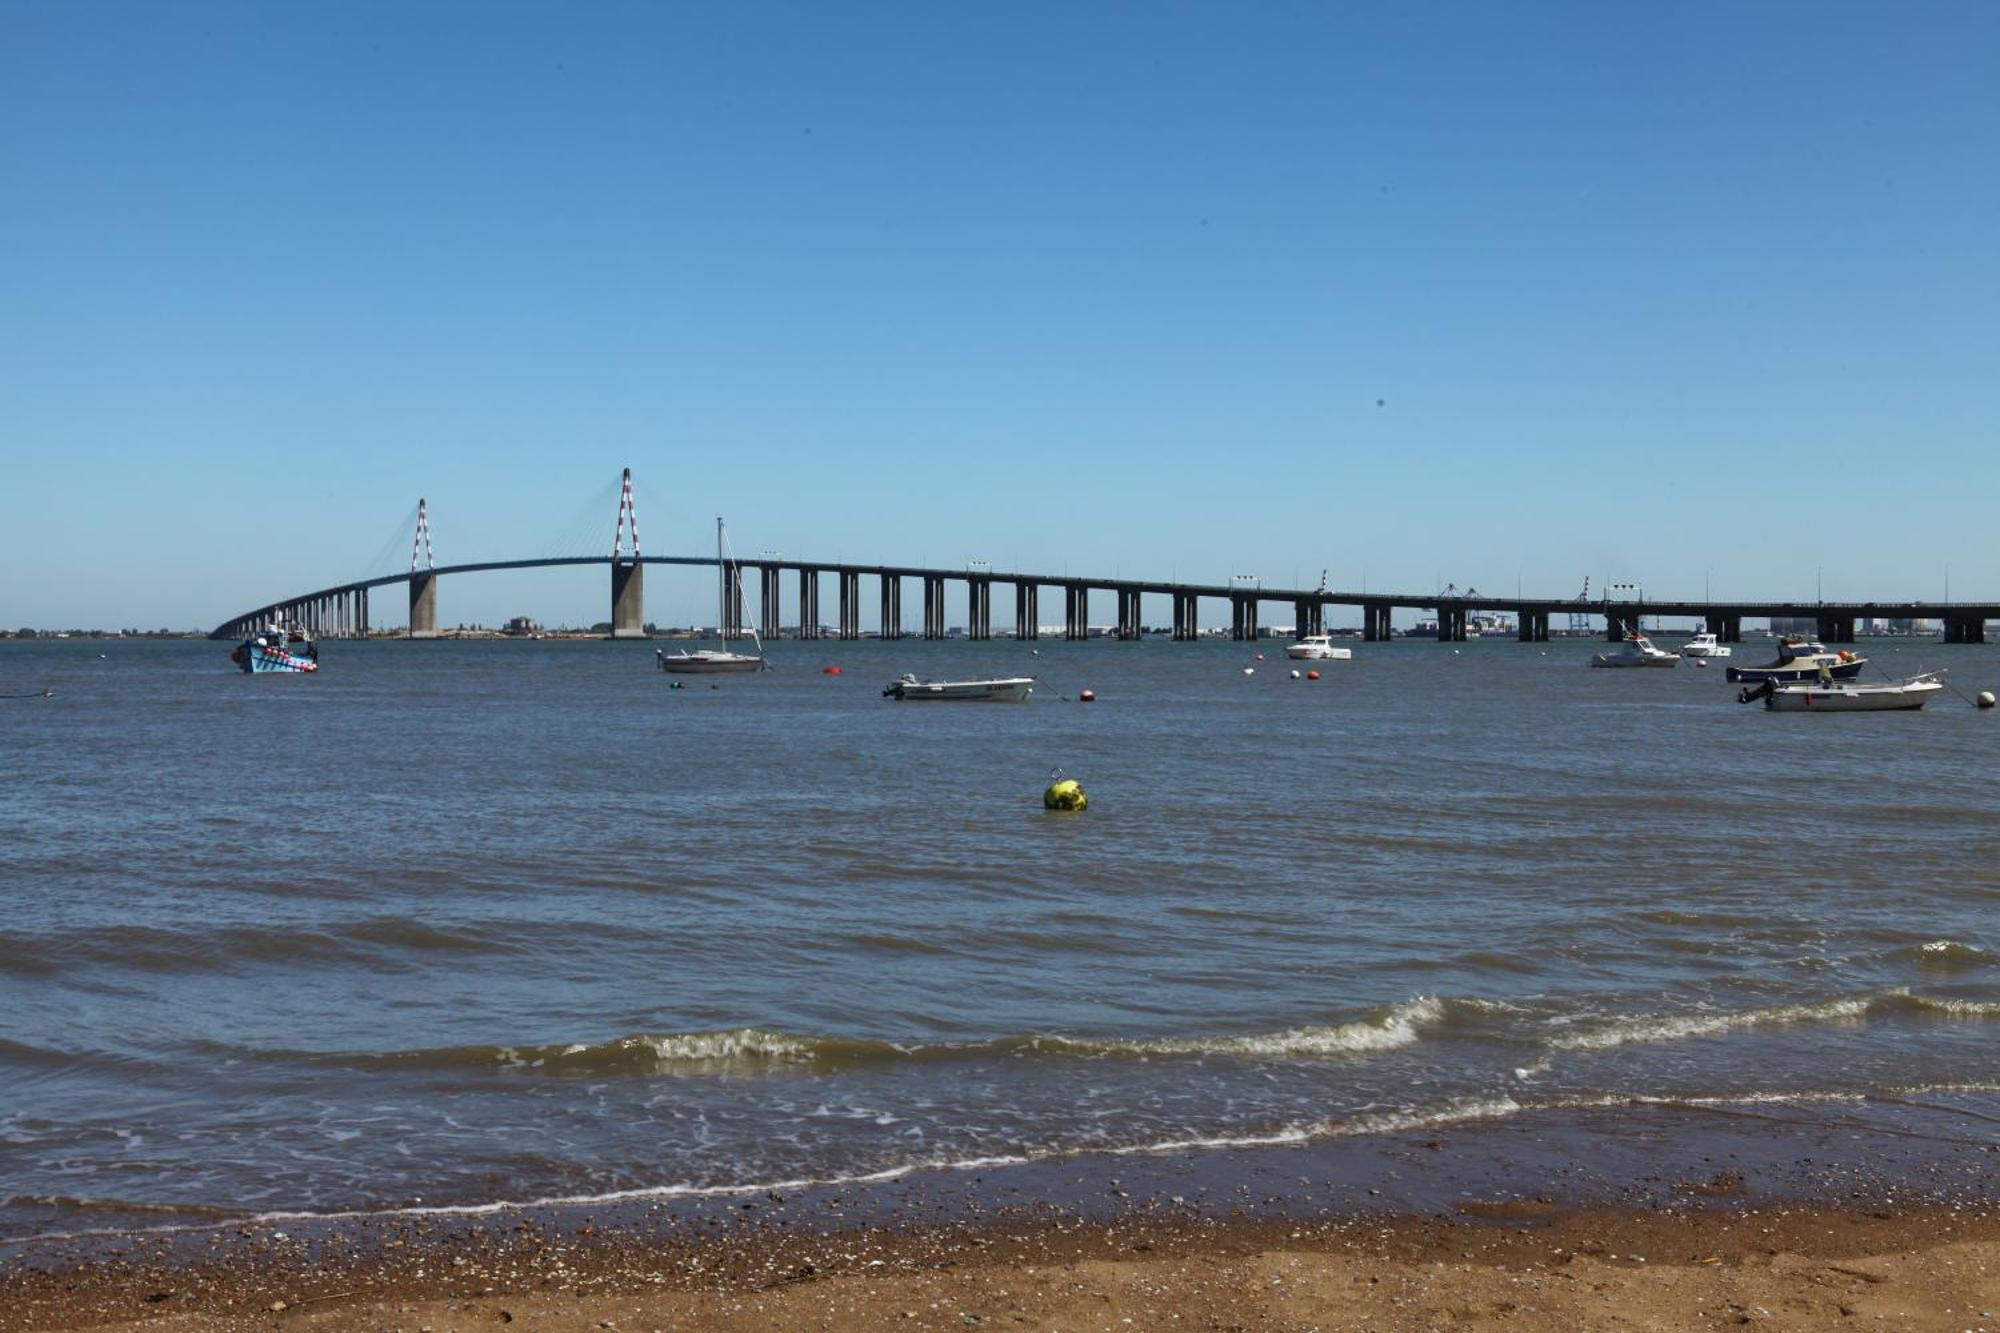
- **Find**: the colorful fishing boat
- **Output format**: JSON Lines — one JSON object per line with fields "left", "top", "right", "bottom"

{"left": 230, "top": 621, "right": 318, "bottom": 674}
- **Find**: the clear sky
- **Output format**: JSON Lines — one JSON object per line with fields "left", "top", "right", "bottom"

{"left": 3, "top": 1, "right": 1996, "bottom": 630}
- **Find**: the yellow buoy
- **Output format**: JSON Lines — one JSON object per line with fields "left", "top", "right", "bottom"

{"left": 1043, "top": 778, "right": 1087, "bottom": 811}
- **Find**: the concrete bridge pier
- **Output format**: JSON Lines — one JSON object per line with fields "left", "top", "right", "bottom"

{"left": 1015, "top": 583, "right": 1038, "bottom": 640}
{"left": 798, "top": 568, "right": 820, "bottom": 639}
{"left": 1705, "top": 614, "right": 1742, "bottom": 643}
{"left": 1171, "top": 591, "right": 1198, "bottom": 640}
{"left": 838, "top": 572, "right": 861, "bottom": 639}
{"left": 1361, "top": 603, "right": 1391, "bottom": 641}
{"left": 759, "top": 567, "right": 782, "bottom": 640}
{"left": 878, "top": 575, "right": 901, "bottom": 640}
{"left": 1516, "top": 610, "right": 1549, "bottom": 642}
{"left": 1230, "top": 594, "right": 1260, "bottom": 641}
{"left": 1293, "top": 598, "right": 1323, "bottom": 638}
{"left": 968, "top": 577, "right": 992, "bottom": 640}
{"left": 1115, "top": 589, "right": 1142, "bottom": 639}
{"left": 1604, "top": 605, "right": 1642, "bottom": 641}
{"left": 409, "top": 573, "right": 439, "bottom": 638}
{"left": 1816, "top": 614, "right": 1857, "bottom": 644}
{"left": 1064, "top": 585, "right": 1088, "bottom": 640}
{"left": 357, "top": 588, "right": 368, "bottom": 637}
{"left": 720, "top": 566, "right": 746, "bottom": 639}
{"left": 1437, "top": 603, "right": 1468, "bottom": 642}
{"left": 922, "top": 576, "right": 947, "bottom": 639}
{"left": 1943, "top": 613, "right": 1987, "bottom": 644}
{"left": 610, "top": 561, "right": 646, "bottom": 638}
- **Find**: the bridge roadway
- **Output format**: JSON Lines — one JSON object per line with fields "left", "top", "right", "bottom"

{"left": 210, "top": 556, "right": 1998, "bottom": 645}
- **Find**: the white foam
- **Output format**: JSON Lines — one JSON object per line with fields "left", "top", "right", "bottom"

{"left": 1061, "top": 997, "right": 1446, "bottom": 1059}
{"left": 634, "top": 1029, "right": 818, "bottom": 1062}
{"left": 18, "top": 1082, "right": 1998, "bottom": 1248}
{"left": 1549, "top": 992, "right": 1886, "bottom": 1052}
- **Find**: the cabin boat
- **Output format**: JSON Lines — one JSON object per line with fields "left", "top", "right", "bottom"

{"left": 1725, "top": 637, "right": 1865, "bottom": 684}
{"left": 882, "top": 673, "right": 1034, "bottom": 702}
{"left": 1285, "top": 634, "right": 1353, "bottom": 661}
{"left": 1739, "top": 674, "right": 1944, "bottom": 712}
{"left": 657, "top": 647, "right": 765, "bottom": 674}
{"left": 229, "top": 621, "right": 318, "bottom": 674}
{"left": 1679, "top": 631, "right": 1732, "bottom": 659}
{"left": 1590, "top": 633, "right": 1679, "bottom": 668}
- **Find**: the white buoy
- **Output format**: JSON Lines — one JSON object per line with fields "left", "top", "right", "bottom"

{"left": 1243, "top": 667, "right": 1255, "bottom": 675}
{"left": 1289, "top": 669, "right": 1300, "bottom": 679}
{"left": 1980, "top": 690, "right": 1996, "bottom": 709}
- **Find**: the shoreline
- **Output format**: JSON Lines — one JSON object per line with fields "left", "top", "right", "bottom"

{"left": 7, "top": 1097, "right": 1997, "bottom": 1330}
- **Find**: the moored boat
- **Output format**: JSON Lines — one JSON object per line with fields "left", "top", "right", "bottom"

{"left": 229, "top": 621, "right": 318, "bottom": 674}
{"left": 1590, "top": 633, "right": 1678, "bottom": 668}
{"left": 1725, "top": 637, "right": 1865, "bottom": 683}
{"left": 657, "top": 648, "right": 765, "bottom": 674}
{"left": 883, "top": 673, "right": 1034, "bottom": 702}
{"left": 1739, "top": 673, "right": 1944, "bottom": 712}
{"left": 1284, "top": 633, "right": 1353, "bottom": 661}
{"left": 1679, "top": 631, "right": 1732, "bottom": 659}
{"left": 659, "top": 516, "right": 769, "bottom": 675}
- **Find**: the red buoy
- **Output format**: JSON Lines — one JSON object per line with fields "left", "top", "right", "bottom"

{"left": 1079, "top": 689, "right": 1096, "bottom": 702}
{"left": 1306, "top": 669, "right": 1320, "bottom": 680}
{"left": 822, "top": 666, "right": 843, "bottom": 675}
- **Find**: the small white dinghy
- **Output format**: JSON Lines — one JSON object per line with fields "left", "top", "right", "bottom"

{"left": 883, "top": 673, "right": 1034, "bottom": 702}
{"left": 1740, "top": 673, "right": 1945, "bottom": 712}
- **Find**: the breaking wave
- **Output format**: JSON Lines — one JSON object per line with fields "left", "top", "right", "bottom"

{"left": 286, "top": 999, "right": 1461, "bottom": 1076}
{"left": 1549, "top": 989, "right": 2000, "bottom": 1053}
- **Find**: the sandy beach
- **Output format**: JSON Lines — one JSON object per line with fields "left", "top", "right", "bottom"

{"left": 6, "top": 1204, "right": 1998, "bottom": 1331}
{"left": 7, "top": 1103, "right": 1997, "bottom": 1332}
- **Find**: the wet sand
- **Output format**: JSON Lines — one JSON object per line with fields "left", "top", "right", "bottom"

{"left": 6, "top": 1101, "right": 1997, "bottom": 1331}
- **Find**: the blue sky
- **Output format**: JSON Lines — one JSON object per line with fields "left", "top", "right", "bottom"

{"left": 3, "top": 1, "right": 1996, "bottom": 629}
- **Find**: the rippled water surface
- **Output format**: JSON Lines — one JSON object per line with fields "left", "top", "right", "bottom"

{"left": 2, "top": 636, "right": 1997, "bottom": 1238}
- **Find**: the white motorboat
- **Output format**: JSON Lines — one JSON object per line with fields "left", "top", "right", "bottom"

{"left": 1590, "top": 633, "right": 1679, "bottom": 668}
{"left": 1679, "top": 631, "right": 1732, "bottom": 659}
{"left": 1740, "top": 673, "right": 1944, "bottom": 712}
{"left": 659, "top": 517, "right": 769, "bottom": 675}
{"left": 1284, "top": 634, "right": 1353, "bottom": 661}
{"left": 883, "top": 673, "right": 1034, "bottom": 702}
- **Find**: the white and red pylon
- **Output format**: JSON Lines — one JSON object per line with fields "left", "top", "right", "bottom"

{"left": 411, "top": 498, "right": 435, "bottom": 572}
{"left": 612, "top": 468, "right": 641, "bottom": 562}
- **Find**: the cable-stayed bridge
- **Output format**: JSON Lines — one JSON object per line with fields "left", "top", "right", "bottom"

{"left": 210, "top": 470, "right": 1996, "bottom": 645}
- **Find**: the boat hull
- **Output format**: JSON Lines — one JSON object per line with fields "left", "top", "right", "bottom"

{"left": 884, "top": 678, "right": 1034, "bottom": 702}
{"left": 1285, "top": 644, "right": 1353, "bottom": 660}
{"left": 658, "top": 651, "right": 765, "bottom": 674}
{"left": 232, "top": 643, "right": 317, "bottom": 674}
{"left": 1726, "top": 658, "right": 1865, "bottom": 683}
{"left": 1760, "top": 680, "right": 1942, "bottom": 711}
{"left": 1590, "top": 654, "right": 1677, "bottom": 668}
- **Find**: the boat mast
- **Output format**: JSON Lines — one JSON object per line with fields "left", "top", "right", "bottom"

{"left": 716, "top": 516, "right": 727, "bottom": 645}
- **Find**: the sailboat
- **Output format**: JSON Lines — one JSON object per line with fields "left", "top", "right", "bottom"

{"left": 657, "top": 517, "right": 770, "bottom": 674}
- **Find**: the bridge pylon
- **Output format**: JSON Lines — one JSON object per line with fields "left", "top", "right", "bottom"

{"left": 610, "top": 468, "right": 646, "bottom": 638}
{"left": 409, "top": 499, "right": 439, "bottom": 638}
